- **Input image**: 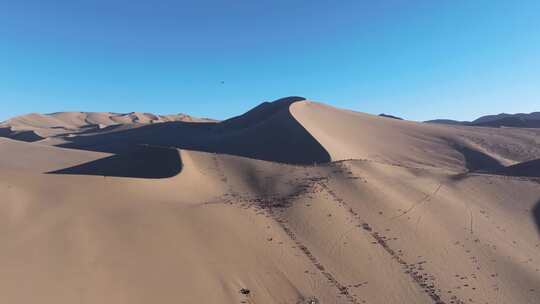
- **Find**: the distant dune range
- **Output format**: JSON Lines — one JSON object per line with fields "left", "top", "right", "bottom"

{"left": 1, "top": 97, "right": 539, "bottom": 304}
{"left": 426, "top": 111, "right": 540, "bottom": 128}
{"left": 0, "top": 111, "right": 216, "bottom": 142}
{"left": 2, "top": 97, "right": 539, "bottom": 175}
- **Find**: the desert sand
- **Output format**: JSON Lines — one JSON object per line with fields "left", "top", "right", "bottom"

{"left": 1, "top": 97, "right": 539, "bottom": 304}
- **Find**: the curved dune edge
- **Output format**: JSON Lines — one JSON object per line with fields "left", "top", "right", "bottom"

{"left": 0, "top": 136, "right": 186, "bottom": 180}
{"left": 48, "top": 145, "right": 183, "bottom": 179}
{"left": 0, "top": 137, "right": 110, "bottom": 173}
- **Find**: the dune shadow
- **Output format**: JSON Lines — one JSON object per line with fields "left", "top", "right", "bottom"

{"left": 455, "top": 145, "right": 504, "bottom": 172}
{"left": 453, "top": 146, "right": 540, "bottom": 180}
{"left": 0, "top": 127, "right": 11, "bottom": 137}
{"left": 534, "top": 200, "right": 540, "bottom": 236}
{"left": 56, "top": 97, "right": 331, "bottom": 165}
{"left": 48, "top": 145, "right": 182, "bottom": 178}
{"left": 494, "top": 159, "right": 540, "bottom": 178}
{"left": 0, "top": 127, "right": 43, "bottom": 142}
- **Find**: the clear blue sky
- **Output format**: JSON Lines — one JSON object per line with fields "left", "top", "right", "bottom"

{"left": 1, "top": 0, "right": 539, "bottom": 121}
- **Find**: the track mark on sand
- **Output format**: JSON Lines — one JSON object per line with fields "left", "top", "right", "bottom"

{"left": 469, "top": 210, "right": 474, "bottom": 235}
{"left": 270, "top": 209, "right": 362, "bottom": 304}
{"left": 321, "top": 163, "right": 461, "bottom": 304}
{"left": 212, "top": 156, "right": 360, "bottom": 303}
{"left": 391, "top": 183, "right": 443, "bottom": 220}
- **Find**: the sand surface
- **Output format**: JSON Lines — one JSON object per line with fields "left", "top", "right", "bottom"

{"left": 1, "top": 98, "right": 539, "bottom": 304}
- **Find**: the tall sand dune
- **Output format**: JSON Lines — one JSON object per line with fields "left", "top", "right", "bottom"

{"left": 52, "top": 97, "right": 331, "bottom": 164}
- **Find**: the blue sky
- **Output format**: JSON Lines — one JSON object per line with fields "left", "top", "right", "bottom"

{"left": 1, "top": 0, "right": 539, "bottom": 121}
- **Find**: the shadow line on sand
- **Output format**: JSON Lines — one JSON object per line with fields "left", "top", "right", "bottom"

{"left": 48, "top": 144, "right": 182, "bottom": 178}
{"left": 533, "top": 200, "right": 540, "bottom": 236}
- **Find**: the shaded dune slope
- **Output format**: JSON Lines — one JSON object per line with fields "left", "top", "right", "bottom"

{"left": 0, "top": 126, "right": 44, "bottom": 142}
{"left": 49, "top": 145, "right": 182, "bottom": 178}
{"left": 454, "top": 145, "right": 504, "bottom": 172}
{"left": 0, "top": 137, "right": 181, "bottom": 179}
{"left": 493, "top": 158, "right": 540, "bottom": 178}
{"left": 56, "top": 97, "right": 331, "bottom": 165}
{"left": 0, "top": 137, "right": 109, "bottom": 172}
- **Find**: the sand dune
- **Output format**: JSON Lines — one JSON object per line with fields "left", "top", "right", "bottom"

{"left": 291, "top": 100, "right": 540, "bottom": 171}
{"left": 41, "top": 97, "right": 330, "bottom": 164}
{"left": 0, "top": 97, "right": 539, "bottom": 304}
{"left": 0, "top": 111, "right": 216, "bottom": 141}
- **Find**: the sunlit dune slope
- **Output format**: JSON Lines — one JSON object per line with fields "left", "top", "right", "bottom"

{"left": 1, "top": 149, "right": 539, "bottom": 304}
{"left": 291, "top": 100, "right": 540, "bottom": 172}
